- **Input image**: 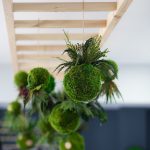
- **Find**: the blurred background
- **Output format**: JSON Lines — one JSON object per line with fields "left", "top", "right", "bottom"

{"left": 0, "top": 0, "right": 150, "bottom": 150}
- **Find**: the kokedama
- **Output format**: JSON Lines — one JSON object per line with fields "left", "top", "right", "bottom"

{"left": 64, "top": 64, "right": 101, "bottom": 103}
{"left": 7, "top": 101, "right": 21, "bottom": 115}
{"left": 27, "top": 67, "right": 55, "bottom": 92}
{"left": 14, "top": 71, "right": 28, "bottom": 88}
{"left": 17, "top": 132, "right": 36, "bottom": 150}
{"left": 49, "top": 103, "right": 80, "bottom": 134}
{"left": 59, "top": 133, "right": 85, "bottom": 150}
{"left": 56, "top": 35, "right": 121, "bottom": 103}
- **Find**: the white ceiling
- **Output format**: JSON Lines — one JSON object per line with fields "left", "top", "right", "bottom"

{"left": 0, "top": 0, "right": 150, "bottom": 65}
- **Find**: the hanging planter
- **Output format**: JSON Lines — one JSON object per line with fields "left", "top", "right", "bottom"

{"left": 59, "top": 133, "right": 85, "bottom": 150}
{"left": 49, "top": 103, "right": 80, "bottom": 134}
{"left": 56, "top": 35, "right": 121, "bottom": 103}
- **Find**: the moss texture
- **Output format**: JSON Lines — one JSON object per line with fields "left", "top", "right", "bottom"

{"left": 59, "top": 133, "right": 85, "bottom": 150}
{"left": 27, "top": 67, "right": 54, "bottom": 91}
{"left": 63, "top": 64, "right": 101, "bottom": 103}
{"left": 7, "top": 101, "right": 21, "bottom": 115}
{"left": 45, "top": 75, "right": 55, "bottom": 93}
{"left": 16, "top": 133, "right": 35, "bottom": 150}
{"left": 49, "top": 103, "right": 80, "bottom": 134}
{"left": 14, "top": 71, "right": 28, "bottom": 88}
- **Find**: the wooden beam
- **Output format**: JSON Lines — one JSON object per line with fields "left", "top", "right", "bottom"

{"left": 18, "top": 62, "right": 61, "bottom": 70}
{"left": 17, "top": 54, "right": 69, "bottom": 60}
{"left": 101, "top": 0, "right": 133, "bottom": 45}
{"left": 13, "top": 2, "right": 117, "bottom": 12}
{"left": 17, "top": 45, "right": 66, "bottom": 51}
{"left": 2, "top": 0, "right": 18, "bottom": 72}
{"left": 16, "top": 33, "right": 97, "bottom": 41}
{"left": 14, "top": 20, "right": 106, "bottom": 28}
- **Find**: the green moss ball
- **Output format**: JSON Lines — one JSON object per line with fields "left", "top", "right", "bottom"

{"left": 17, "top": 133, "right": 36, "bottom": 150}
{"left": 100, "top": 60, "right": 118, "bottom": 81}
{"left": 14, "top": 71, "right": 28, "bottom": 88}
{"left": 7, "top": 101, "right": 21, "bottom": 115}
{"left": 45, "top": 75, "right": 55, "bottom": 93}
{"left": 27, "top": 67, "right": 50, "bottom": 90}
{"left": 59, "top": 133, "right": 85, "bottom": 150}
{"left": 63, "top": 64, "right": 101, "bottom": 103}
{"left": 48, "top": 103, "right": 80, "bottom": 134}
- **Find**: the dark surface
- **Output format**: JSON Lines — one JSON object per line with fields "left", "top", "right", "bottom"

{"left": 0, "top": 107, "right": 149, "bottom": 150}
{"left": 81, "top": 108, "right": 147, "bottom": 150}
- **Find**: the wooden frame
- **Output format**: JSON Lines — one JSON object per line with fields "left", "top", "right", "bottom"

{"left": 3, "top": 0, "right": 133, "bottom": 80}
{"left": 101, "top": 0, "right": 133, "bottom": 45}
{"left": 2, "top": 0, "right": 18, "bottom": 72}
{"left": 13, "top": 2, "right": 117, "bottom": 12}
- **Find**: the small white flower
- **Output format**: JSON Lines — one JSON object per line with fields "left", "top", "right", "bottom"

{"left": 65, "top": 141, "right": 72, "bottom": 149}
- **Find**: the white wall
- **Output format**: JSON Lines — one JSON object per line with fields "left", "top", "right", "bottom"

{"left": 0, "top": 64, "right": 150, "bottom": 105}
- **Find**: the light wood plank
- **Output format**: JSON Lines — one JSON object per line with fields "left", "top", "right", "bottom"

{"left": 13, "top": 2, "right": 117, "bottom": 12}
{"left": 17, "top": 45, "right": 66, "bottom": 51}
{"left": 16, "top": 33, "right": 97, "bottom": 41}
{"left": 101, "top": 0, "right": 133, "bottom": 45}
{"left": 14, "top": 20, "right": 106, "bottom": 28}
{"left": 2, "top": 0, "right": 18, "bottom": 71}
{"left": 17, "top": 54, "right": 69, "bottom": 60}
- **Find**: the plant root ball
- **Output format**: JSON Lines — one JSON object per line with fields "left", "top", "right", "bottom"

{"left": 48, "top": 103, "right": 80, "bottom": 134}
{"left": 63, "top": 64, "right": 101, "bottom": 103}
{"left": 7, "top": 101, "right": 21, "bottom": 115}
{"left": 14, "top": 71, "right": 28, "bottom": 88}
{"left": 59, "top": 133, "right": 85, "bottom": 150}
{"left": 17, "top": 133, "right": 36, "bottom": 150}
{"left": 27, "top": 67, "right": 55, "bottom": 91}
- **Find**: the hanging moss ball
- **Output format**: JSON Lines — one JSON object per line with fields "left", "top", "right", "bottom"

{"left": 48, "top": 103, "right": 80, "bottom": 134}
{"left": 59, "top": 133, "right": 85, "bottom": 150}
{"left": 14, "top": 71, "right": 28, "bottom": 88}
{"left": 100, "top": 60, "right": 118, "bottom": 81}
{"left": 63, "top": 64, "right": 101, "bottom": 103}
{"left": 16, "top": 133, "right": 36, "bottom": 150}
{"left": 27, "top": 67, "right": 51, "bottom": 90}
{"left": 7, "top": 101, "right": 21, "bottom": 115}
{"left": 45, "top": 74, "right": 55, "bottom": 93}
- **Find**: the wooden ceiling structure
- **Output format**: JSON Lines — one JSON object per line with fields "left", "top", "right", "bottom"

{"left": 2, "top": 0, "right": 133, "bottom": 80}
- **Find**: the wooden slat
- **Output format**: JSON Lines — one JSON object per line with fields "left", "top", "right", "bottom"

{"left": 16, "top": 33, "right": 97, "bottom": 41}
{"left": 14, "top": 20, "right": 106, "bottom": 28}
{"left": 19, "top": 62, "right": 58, "bottom": 69}
{"left": 101, "top": 0, "right": 133, "bottom": 45}
{"left": 2, "top": 0, "right": 18, "bottom": 71}
{"left": 13, "top": 2, "right": 117, "bottom": 12}
{"left": 17, "top": 54, "right": 69, "bottom": 60}
{"left": 17, "top": 45, "right": 66, "bottom": 51}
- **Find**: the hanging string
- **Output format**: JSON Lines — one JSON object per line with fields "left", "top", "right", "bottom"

{"left": 82, "top": 0, "right": 85, "bottom": 44}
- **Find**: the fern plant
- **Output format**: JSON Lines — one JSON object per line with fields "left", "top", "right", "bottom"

{"left": 56, "top": 34, "right": 122, "bottom": 103}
